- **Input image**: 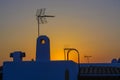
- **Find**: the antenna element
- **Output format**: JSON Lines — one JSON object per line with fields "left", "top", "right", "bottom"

{"left": 36, "top": 8, "right": 55, "bottom": 37}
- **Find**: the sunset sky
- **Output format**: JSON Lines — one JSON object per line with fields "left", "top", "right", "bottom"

{"left": 0, "top": 0, "right": 120, "bottom": 66}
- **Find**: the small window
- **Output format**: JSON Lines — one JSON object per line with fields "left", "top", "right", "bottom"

{"left": 40, "top": 39, "right": 45, "bottom": 44}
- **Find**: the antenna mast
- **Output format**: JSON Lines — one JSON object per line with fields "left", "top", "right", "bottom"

{"left": 36, "top": 8, "right": 55, "bottom": 37}
{"left": 84, "top": 56, "right": 92, "bottom": 63}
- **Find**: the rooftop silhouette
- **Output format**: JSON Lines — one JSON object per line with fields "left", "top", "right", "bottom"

{"left": 1, "top": 35, "right": 120, "bottom": 80}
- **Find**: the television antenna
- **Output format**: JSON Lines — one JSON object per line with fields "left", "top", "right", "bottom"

{"left": 36, "top": 8, "right": 55, "bottom": 37}
{"left": 84, "top": 56, "right": 92, "bottom": 63}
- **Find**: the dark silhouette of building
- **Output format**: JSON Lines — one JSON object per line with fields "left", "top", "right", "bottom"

{"left": 79, "top": 65, "right": 120, "bottom": 80}
{"left": 0, "top": 66, "right": 2, "bottom": 80}
{"left": 118, "top": 58, "right": 120, "bottom": 63}
{"left": 111, "top": 58, "right": 118, "bottom": 63}
{"left": 2, "top": 35, "right": 120, "bottom": 80}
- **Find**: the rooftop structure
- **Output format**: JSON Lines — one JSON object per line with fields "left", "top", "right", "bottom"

{"left": 2, "top": 35, "right": 120, "bottom": 80}
{"left": 3, "top": 36, "right": 78, "bottom": 80}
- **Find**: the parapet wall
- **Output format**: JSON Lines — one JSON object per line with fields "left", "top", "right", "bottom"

{"left": 3, "top": 61, "right": 78, "bottom": 80}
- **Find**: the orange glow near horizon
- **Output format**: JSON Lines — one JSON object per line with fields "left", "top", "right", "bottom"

{"left": 0, "top": 0, "right": 120, "bottom": 66}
